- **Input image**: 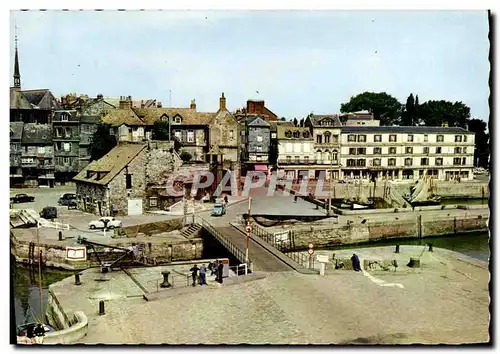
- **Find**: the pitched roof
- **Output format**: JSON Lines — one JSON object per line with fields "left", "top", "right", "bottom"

{"left": 309, "top": 114, "right": 342, "bottom": 127}
{"left": 10, "top": 122, "right": 24, "bottom": 140}
{"left": 73, "top": 143, "right": 147, "bottom": 185}
{"left": 102, "top": 107, "right": 215, "bottom": 126}
{"left": 277, "top": 126, "right": 313, "bottom": 140}
{"left": 10, "top": 88, "right": 32, "bottom": 110}
{"left": 22, "top": 123, "right": 53, "bottom": 144}
{"left": 341, "top": 126, "right": 472, "bottom": 134}
{"left": 247, "top": 116, "right": 270, "bottom": 127}
{"left": 21, "top": 89, "right": 60, "bottom": 110}
{"left": 268, "top": 120, "right": 294, "bottom": 132}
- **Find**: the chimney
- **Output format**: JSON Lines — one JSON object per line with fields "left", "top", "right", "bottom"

{"left": 97, "top": 93, "right": 103, "bottom": 99}
{"left": 190, "top": 99, "right": 196, "bottom": 110}
{"left": 157, "top": 101, "right": 162, "bottom": 108}
{"left": 219, "top": 92, "right": 226, "bottom": 111}
{"left": 119, "top": 96, "right": 133, "bottom": 109}
{"left": 141, "top": 100, "right": 145, "bottom": 108}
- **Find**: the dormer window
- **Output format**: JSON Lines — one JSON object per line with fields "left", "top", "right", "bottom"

{"left": 161, "top": 114, "right": 169, "bottom": 122}
{"left": 285, "top": 130, "right": 292, "bottom": 138}
{"left": 302, "top": 131, "right": 310, "bottom": 138}
{"left": 293, "top": 131, "right": 300, "bottom": 138}
{"left": 61, "top": 114, "right": 69, "bottom": 122}
{"left": 174, "top": 115, "right": 183, "bottom": 124}
{"left": 87, "top": 171, "right": 96, "bottom": 178}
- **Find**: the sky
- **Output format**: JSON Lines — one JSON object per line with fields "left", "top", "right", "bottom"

{"left": 9, "top": 10, "right": 490, "bottom": 120}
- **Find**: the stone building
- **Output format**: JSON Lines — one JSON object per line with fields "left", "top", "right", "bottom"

{"left": 339, "top": 126, "right": 475, "bottom": 181}
{"left": 276, "top": 125, "right": 314, "bottom": 180}
{"left": 21, "top": 123, "right": 55, "bottom": 187}
{"left": 73, "top": 141, "right": 183, "bottom": 216}
{"left": 53, "top": 110, "right": 80, "bottom": 184}
{"left": 340, "top": 110, "right": 379, "bottom": 126}
{"left": 235, "top": 99, "right": 279, "bottom": 121}
{"left": 10, "top": 122, "right": 24, "bottom": 187}
{"left": 243, "top": 116, "right": 271, "bottom": 173}
{"left": 304, "top": 114, "right": 342, "bottom": 180}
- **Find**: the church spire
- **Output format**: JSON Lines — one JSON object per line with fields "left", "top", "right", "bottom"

{"left": 13, "top": 23, "right": 21, "bottom": 89}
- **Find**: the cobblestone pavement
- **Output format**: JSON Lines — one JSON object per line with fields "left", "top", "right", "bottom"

{"left": 74, "top": 250, "right": 489, "bottom": 345}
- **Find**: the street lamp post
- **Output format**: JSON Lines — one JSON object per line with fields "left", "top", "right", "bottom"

{"left": 245, "top": 197, "right": 252, "bottom": 274}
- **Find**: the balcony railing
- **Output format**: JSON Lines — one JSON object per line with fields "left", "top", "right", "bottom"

{"left": 278, "top": 159, "right": 340, "bottom": 165}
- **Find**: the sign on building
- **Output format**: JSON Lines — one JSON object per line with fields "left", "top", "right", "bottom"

{"left": 274, "top": 231, "right": 289, "bottom": 243}
{"left": 66, "top": 247, "right": 87, "bottom": 261}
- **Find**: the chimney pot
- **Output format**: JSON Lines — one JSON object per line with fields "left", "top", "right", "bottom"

{"left": 190, "top": 99, "right": 196, "bottom": 110}
{"left": 219, "top": 93, "right": 226, "bottom": 111}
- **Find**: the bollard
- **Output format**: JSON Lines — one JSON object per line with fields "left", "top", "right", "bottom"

{"left": 99, "top": 300, "right": 105, "bottom": 315}
{"left": 395, "top": 245, "right": 400, "bottom": 253}
{"left": 160, "top": 271, "right": 171, "bottom": 288}
{"left": 74, "top": 273, "right": 81, "bottom": 286}
{"left": 428, "top": 243, "right": 433, "bottom": 252}
{"left": 58, "top": 231, "right": 63, "bottom": 241}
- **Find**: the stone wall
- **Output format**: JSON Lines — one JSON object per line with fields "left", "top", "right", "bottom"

{"left": 119, "top": 218, "right": 183, "bottom": 236}
{"left": 75, "top": 182, "right": 108, "bottom": 215}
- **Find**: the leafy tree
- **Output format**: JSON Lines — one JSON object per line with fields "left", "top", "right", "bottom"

{"left": 179, "top": 151, "right": 192, "bottom": 162}
{"left": 401, "top": 93, "right": 417, "bottom": 126}
{"left": 414, "top": 95, "right": 420, "bottom": 123}
{"left": 293, "top": 117, "right": 298, "bottom": 127}
{"left": 299, "top": 118, "right": 305, "bottom": 127}
{"left": 340, "top": 92, "right": 403, "bottom": 126}
{"left": 280, "top": 117, "right": 287, "bottom": 122}
{"left": 467, "top": 118, "right": 489, "bottom": 168}
{"left": 419, "top": 100, "right": 470, "bottom": 128}
{"left": 152, "top": 120, "right": 183, "bottom": 151}
{"left": 89, "top": 123, "right": 117, "bottom": 161}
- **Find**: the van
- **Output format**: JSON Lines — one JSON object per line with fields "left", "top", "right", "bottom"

{"left": 40, "top": 206, "right": 58, "bottom": 220}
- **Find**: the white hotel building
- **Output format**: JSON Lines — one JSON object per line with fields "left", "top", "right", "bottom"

{"left": 276, "top": 119, "right": 475, "bottom": 181}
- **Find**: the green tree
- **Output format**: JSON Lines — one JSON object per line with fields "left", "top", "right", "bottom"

{"left": 299, "top": 118, "right": 304, "bottom": 127}
{"left": 467, "top": 118, "right": 489, "bottom": 168}
{"left": 89, "top": 122, "right": 117, "bottom": 161}
{"left": 340, "top": 92, "right": 403, "bottom": 126}
{"left": 179, "top": 151, "right": 192, "bottom": 162}
{"left": 414, "top": 95, "right": 420, "bottom": 124}
{"left": 401, "top": 93, "right": 416, "bottom": 126}
{"left": 152, "top": 120, "right": 183, "bottom": 151}
{"left": 419, "top": 100, "right": 470, "bottom": 128}
{"left": 293, "top": 117, "right": 298, "bottom": 127}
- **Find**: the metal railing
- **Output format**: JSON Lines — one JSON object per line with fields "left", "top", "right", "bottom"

{"left": 197, "top": 216, "right": 252, "bottom": 269}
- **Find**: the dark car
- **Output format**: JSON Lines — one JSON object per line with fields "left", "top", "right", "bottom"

{"left": 10, "top": 193, "right": 35, "bottom": 204}
{"left": 58, "top": 193, "right": 76, "bottom": 206}
{"left": 40, "top": 206, "right": 57, "bottom": 220}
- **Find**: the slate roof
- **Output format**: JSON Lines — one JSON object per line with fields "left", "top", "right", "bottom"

{"left": 10, "top": 122, "right": 24, "bottom": 140}
{"left": 277, "top": 126, "right": 313, "bottom": 140}
{"left": 21, "top": 89, "right": 60, "bottom": 110}
{"left": 247, "top": 116, "right": 270, "bottom": 127}
{"left": 268, "top": 120, "right": 294, "bottom": 132}
{"left": 73, "top": 143, "right": 147, "bottom": 186}
{"left": 80, "top": 115, "right": 100, "bottom": 124}
{"left": 22, "top": 123, "right": 53, "bottom": 144}
{"left": 309, "top": 114, "right": 343, "bottom": 127}
{"left": 10, "top": 88, "right": 32, "bottom": 110}
{"left": 341, "top": 126, "right": 472, "bottom": 134}
{"left": 102, "top": 108, "right": 215, "bottom": 126}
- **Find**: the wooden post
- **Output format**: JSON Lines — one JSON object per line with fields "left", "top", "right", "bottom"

{"left": 417, "top": 215, "right": 422, "bottom": 238}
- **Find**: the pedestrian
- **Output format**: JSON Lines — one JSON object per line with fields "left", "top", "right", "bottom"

{"left": 351, "top": 253, "right": 361, "bottom": 272}
{"left": 210, "top": 260, "right": 218, "bottom": 276}
{"left": 189, "top": 264, "right": 199, "bottom": 286}
{"left": 224, "top": 195, "right": 229, "bottom": 206}
{"left": 217, "top": 261, "right": 224, "bottom": 284}
{"left": 199, "top": 264, "right": 207, "bottom": 285}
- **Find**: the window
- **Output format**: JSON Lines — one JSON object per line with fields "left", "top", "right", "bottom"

{"left": 22, "top": 157, "right": 34, "bottom": 164}
{"left": 229, "top": 130, "right": 234, "bottom": 140}
{"left": 374, "top": 135, "right": 382, "bottom": 142}
{"left": 149, "top": 197, "right": 158, "bottom": 207}
{"left": 464, "top": 135, "right": 468, "bottom": 142}
{"left": 357, "top": 135, "right": 366, "bottom": 142}
{"left": 323, "top": 132, "right": 331, "bottom": 143}
{"left": 437, "top": 135, "right": 444, "bottom": 142}
{"left": 373, "top": 147, "right": 382, "bottom": 155}
{"left": 331, "top": 151, "right": 338, "bottom": 161}
{"left": 455, "top": 135, "right": 462, "bottom": 142}
{"left": 357, "top": 148, "right": 366, "bottom": 155}
{"left": 55, "top": 128, "right": 63, "bottom": 137}
{"left": 126, "top": 174, "right": 132, "bottom": 189}
{"left": 187, "top": 130, "right": 195, "bottom": 143}
{"left": 407, "top": 134, "right": 414, "bottom": 142}
{"left": 389, "top": 147, "right": 397, "bottom": 154}
{"left": 63, "top": 157, "right": 70, "bottom": 165}
{"left": 293, "top": 131, "right": 300, "bottom": 138}
{"left": 349, "top": 148, "right": 356, "bottom": 155}
{"left": 436, "top": 158, "right": 443, "bottom": 166}
{"left": 388, "top": 158, "right": 396, "bottom": 166}
{"left": 63, "top": 143, "right": 71, "bottom": 152}
{"left": 255, "top": 146, "right": 262, "bottom": 152}
{"left": 462, "top": 157, "right": 467, "bottom": 165}
{"left": 453, "top": 157, "right": 461, "bottom": 165}
{"left": 295, "top": 156, "right": 300, "bottom": 162}
{"left": 286, "top": 156, "right": 292, "bottom": 163}
{"left": 389, "top": 135, "right": 397, "bottom": 142}
{"left": 271, "top": 133, "right": 277, "bottom": 139}
{"left": 302, "top": 131, "right": 310, "bottom": 138}
{"left": 174, "top": 116, "right": 182, "bottom": 124}
{"left": 404, "top": 158, "right": 413, "bottom": 166}
{"left": 109, "top": 128, "right": 115, "bottom": 135}
{"left": 424, "top": 134, "right": 428, "bottom": 142}
{"left": 332, "top": 135, "right": 339, "bottom": 143}
{"left": 257, "top": 136, "right": 263, "bottom": 142}
{"left": 356, "top": 159, "right": 366, "bottom": 167}
{"left": 373, "top": 158, "right": 381, "bottom": 166}
{"left": 316, "top": 135, "right": 322, "bottom": 144}
{"left": 423, "top": 147, "right": 429, "bottom": 154}
{"left": 37, "top": 146, "right": 45, "bottom": 154}
{"left": 405, "top": 147, "right": 413, "bottom": 154}
{"left": 61, "top": 114, "right": 68, "bottom": 122}
{"left": 463, "top": 147, "right": 467, "bottom": 154}
{"left": 347, "top": 159, "right": 356, "bottom": 167}
{"left": 174, "top": 131, "right": 182, "bottom": 141}
{"left": 285, "top": 130, "right": 292, "bottom": 138}
{"left": 348, "top": 134, "right": 356, "bottom": 142}
{"left": 64, "top": 128, "right": 71, "bottom": 138}
{"left": 421, "top": 158, "right": 429, "bottom": 166}
{"left": 436, "top": 147, "right": 442, "bottom": 154}
{"left": 304, "top": 156, "right": 309, "bottom": 162}
{"left": 455, "top": 147, "right": 462, "bottom": 154}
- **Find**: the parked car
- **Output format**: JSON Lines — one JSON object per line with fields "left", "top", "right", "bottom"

{"left": 89, "top": 217, "right": 123, "bottom": 230}
{"left": 58, "top": 193, "right": 76, "bottom": 205}
{"left": 211, "top": 203, "right": 226, "bottom": 217}
{"left": 10, "top": 193, "right": 35, "bottom": 204}
{"left": 40, "top": 206, "right": 58, "bottom": 220}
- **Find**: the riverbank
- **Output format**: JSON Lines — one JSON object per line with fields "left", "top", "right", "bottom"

{"left": 45, "top": 245, "right": 489, "bottom": 344}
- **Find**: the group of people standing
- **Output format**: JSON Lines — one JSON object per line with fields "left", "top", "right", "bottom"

{"left": 189, "top": 260, "right": 224, "bottom": 286}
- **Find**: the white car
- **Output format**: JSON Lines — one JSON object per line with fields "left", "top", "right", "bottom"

{"left": 88, "top": 217, "right": 122, "bottom": 230}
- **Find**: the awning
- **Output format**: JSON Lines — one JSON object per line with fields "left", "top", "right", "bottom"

{"left": 254, "top": 165, "right": 268, "bottom": 172}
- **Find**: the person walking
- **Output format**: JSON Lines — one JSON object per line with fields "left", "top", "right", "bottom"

{"left": 210, "top": 260, "right": 218, "bottom": 276}
{"left": 351, "top": 253, "right": 361, "bottom": 272}
{"left": 189, "top": 264, "right": 199, "bottom": 286}
{"left": 199, "top": 264, "right": 207, "bottom": 285}
{"left": 217, "top": 261, "right": 224, "bottom": 284}
{"left": 224, "top": 195, "right": 229, "bottom": 206}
